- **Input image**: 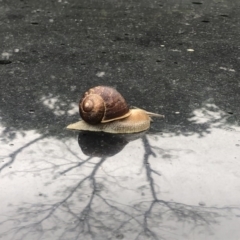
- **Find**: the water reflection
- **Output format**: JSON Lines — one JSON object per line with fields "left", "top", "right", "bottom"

{"left": 0, "top": 102, "right": 240, "bottom": 240}
{"left": 78, "top": 131, "right": 147, "bottom": 157}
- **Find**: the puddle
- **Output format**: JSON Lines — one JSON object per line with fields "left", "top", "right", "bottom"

{"left": 0, "top": 119, "right": 240, "bottom": 239}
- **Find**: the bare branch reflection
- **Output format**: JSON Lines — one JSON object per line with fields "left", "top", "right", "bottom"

{"left": 0, "top": 134, "right": 48, "bottom": 174}
{"left": 0, "top": 133, "right": 239, "bottom": 240}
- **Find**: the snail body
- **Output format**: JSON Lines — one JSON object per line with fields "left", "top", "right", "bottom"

{"left": 67, "top": 86, "right": 164, "bottom": 134}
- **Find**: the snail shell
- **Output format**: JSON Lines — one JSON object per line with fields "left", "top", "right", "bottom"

{"left": 79, "top": 86, "right": 131, "bottom": 124}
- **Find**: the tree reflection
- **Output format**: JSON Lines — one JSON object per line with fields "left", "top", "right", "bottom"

{"left": 0, "top": 132, "right": 239, "bottom": 240}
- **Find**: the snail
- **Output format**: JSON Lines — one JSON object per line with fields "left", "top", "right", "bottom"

{"left": 66, "top": 86, "right": 164, "bottom": 134}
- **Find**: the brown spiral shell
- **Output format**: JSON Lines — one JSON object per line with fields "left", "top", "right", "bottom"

{"left": 79, "top": 86, "right": 130, "bottom": 125}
